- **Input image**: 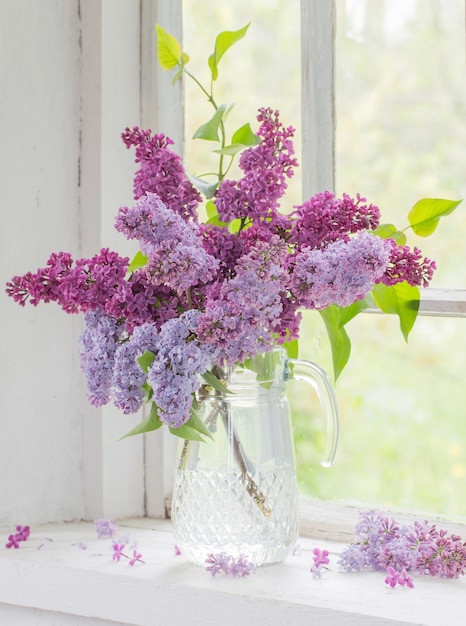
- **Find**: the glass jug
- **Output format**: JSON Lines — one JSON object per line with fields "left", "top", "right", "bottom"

{"left": 171, "top": 347, "right": 338, "bottom": 567}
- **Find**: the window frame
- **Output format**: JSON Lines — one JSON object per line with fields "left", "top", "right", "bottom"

{"left": 146, "top": 0, "right": 466, "bottom": 533}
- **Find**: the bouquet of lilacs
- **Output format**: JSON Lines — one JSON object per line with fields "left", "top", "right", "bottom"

{"left": 5, "top": 25, "right": 461, "bottom": 440}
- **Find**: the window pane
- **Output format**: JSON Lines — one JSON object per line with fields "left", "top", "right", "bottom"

{"left": 294, "top": 313, "right": 466, "bottom": 518}
{"left": 336, "top": 0, "right": 466, "bottom": 288}
{"left": 181, "top": 0, "right": 466, "bottom": 520}
{"left": 182, "top": 0, "right": 302, "bottom": 209}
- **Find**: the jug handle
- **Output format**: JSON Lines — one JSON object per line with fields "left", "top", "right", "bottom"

{"left": 287, "top": 358, "right": 339, "bottom": 468}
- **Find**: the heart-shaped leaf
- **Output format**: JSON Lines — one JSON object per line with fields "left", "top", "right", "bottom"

{"left": 408, "top": 198, "right": 462, "bottom": 237}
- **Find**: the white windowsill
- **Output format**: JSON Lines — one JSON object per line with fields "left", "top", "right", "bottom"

{"left": 0, "top": 518, "right": 464, "bottom": 626}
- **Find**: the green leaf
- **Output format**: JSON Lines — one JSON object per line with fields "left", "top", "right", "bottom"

{"left": 137, "top": 350, "right": 156, "bottom": 373}
{"left": 127, "top": 250, "right": 148, "bottom": 273}
{"left": 213, "top": 143, "right": 250, "bottom": 157}
{"left": 208, "top": 23, "right": 250, "bottom": 81}
{"left": 119, "top": 402, "right": 163, "bottom": 440}
{"left": 155, "top": 24, "right": 186, "bottom": 70}
{"left": 205, "top": 199, "right": 218, "bottom": 220}
{"left": 183, "top": 408, "right": 214, "bottom": 441}
{"left": 336, "top": 298, "right": 371, "bottom": 327}
{"left": 373, "top": 223, "right": 407, "bottom": 245}
{"left": 168, "top": 410, "right": 211, "bottom": 442}
{"left": 283, "top": 339, "right": 299, "bottom": 360}
{"left": 371, "top": 282, "right": 420, "bottom": 341}
{"left": 202, "top": 369, "right": 232, "bottom": 394}
{"left": 169, "top": 424, "right": 206, "bottom": 442}
{"left": 186, "top": 173, "right": 218, "bottom": 199}
{"left": 408, "top": 198, "right": 462, "bottom": 237}
{"left": 231, "top": 122, "right": 261, "bottom": 147}
{"left": 193, "top": 104, "right": 227, "bottom": 142}
{"left": 319, "top": 306, "right": 352, "bottom": 381}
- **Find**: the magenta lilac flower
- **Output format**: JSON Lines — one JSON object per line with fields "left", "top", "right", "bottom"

{"left": 5, "top": 525, "right": 31, "bottom": 549}
{"left": 310, "top": 547, "right": 331, "bottom": 578}
{"left": 385, "top": 566, "right": 414, "bottom": 588}
{"left": 112, "top": 542, "right": 126, "bottom": 562}
{"left": 290, "top": 191, "right": 381, "bottom": 250}
{"left": 121, "top": 126, "right": 201, "bottom": 220}
{"left": 215, "top": 107, "right": 298, "bottom": 223}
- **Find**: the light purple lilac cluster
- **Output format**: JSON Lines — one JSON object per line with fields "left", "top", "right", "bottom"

{"left": 205, "top": 552, "right": 256, "bottom": 577}
{"left": 338, "top": 509, "right": 466, "bottom": 580}
{"left": 5, "top": 109, "right": 438, "bottom": 430}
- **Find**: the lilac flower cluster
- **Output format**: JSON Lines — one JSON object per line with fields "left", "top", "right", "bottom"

{"left": 146, "top": 312, "right": 214, "bottom": 427}
{"left": 215, "top": 107, "right": 298, "bottom": 223}
{"left": 79, "top": 310, "right": 125, "bottom": 407}
{"left": 196, "top": 238, "right": 288, "bottom": 364}
{"left": 121, "top": 126, "right": 201, "bottom": 220}
{"left": 205, "top": 552, "right": 256, "bottom": 577}
{"left": 5, "top": 107, "right": 441, "bottom": 432}
{"left": 115, "top": 193, "right": 219, "bottom": 293}
{"left": 290, "top": 232, "right": 391, "bottom": 309}
{"left": 338, "top": 509, "right": 466, "bottom": 580}
{"left": 5, "top": 525, "right": 30, "bottom": 549}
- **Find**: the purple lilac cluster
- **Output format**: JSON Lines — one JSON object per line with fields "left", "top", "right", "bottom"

{"left": 215, "top": 107, "right": 298, "bottom": 223}
{"left": 121, "top": 126, "right": 201, "bottom": 221}
{"left": 5, "top": 109, "right": 439, "bottom": 430}
{"left": 5, "top": 525, "right": 30, "bottom": 549}
{"left": 290, "top": 232, "right": 390, "bottom": 309}
{"left": 338, "top": 509, "right": 466, "bottom": 580}
{"left": 79, "top": 310, "right": 125, "bottom": 407}
{"left": 115, "top": 193, "right": 219, "bottom": 294}
{"left": 205, "top": 552, "right": 256, "bottom": 577}
{"left": 146, "top": 312, "right": 214, "bottom": 427}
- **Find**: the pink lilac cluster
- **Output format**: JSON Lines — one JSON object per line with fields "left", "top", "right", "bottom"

{"left": 338, "top": 509, "right": 466, "bottom": 581}
{"left": 310, "top": 547, "right": 330, "bottom": 578}
{"left": 205, "top": 552, "right": 256, "bottom": 577}
{"left": 5, "top": 109, "right": 437, "bottom": 429}
{"left": 5, "top": 525, "right": 30, "bottom": 549}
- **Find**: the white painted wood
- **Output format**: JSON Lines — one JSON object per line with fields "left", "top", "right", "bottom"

{"left": 1, "top": 0, "right": 156, "bottom": 526}
{"left": 140, "top": 0, "right": 183, "bottom": 518}
{"left": 0, "top": 519, "right": 465, "bottom": 626}
{"left": 301, "top": 0, "right": 336, "bottom": 198}
{"left": 1, "top": 0, "right": 84, "bottom": 526}
{"left": 80, "top": 0, "right": 146, "bottom": 521}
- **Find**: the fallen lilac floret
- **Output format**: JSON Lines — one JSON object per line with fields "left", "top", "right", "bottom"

{"left": 94, "top": 518, "right": 118, "bottom": 539}
{"left": 205, "top": 552, "right": 256, "bottom": 577}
